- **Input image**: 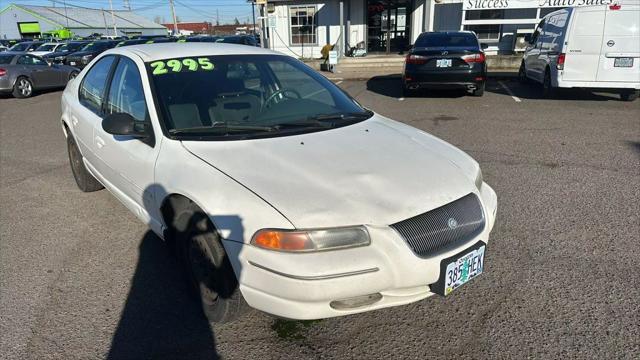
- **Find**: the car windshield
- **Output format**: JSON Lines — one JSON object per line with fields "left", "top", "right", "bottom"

{"left": 415, "top": 33, "right": 478, "bottom": 48}
{"left": 9, "top": 43, "right": 30, "bottom": 51}
{"left": 148, "top": 54, "right": 371, "bottom": 140}
{"left": 36, "top": 44, "right": 57, "bottom": 51}
{"left": 0, "top": 54, "right": 14, "bottom": 64}
{"left": 58, "top": 42, "right": 85, "bottom": 52}
{"left": 81, "top": 42, "right": 112, "bottom": 51}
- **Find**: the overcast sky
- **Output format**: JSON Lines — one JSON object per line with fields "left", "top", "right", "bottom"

{"left": 0, "top": 0, "right": 256, "bottom": 25}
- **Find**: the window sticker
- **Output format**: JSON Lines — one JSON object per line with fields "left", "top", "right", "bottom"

{"left": 150, "top": 58, "right": 215, "bottom": 75}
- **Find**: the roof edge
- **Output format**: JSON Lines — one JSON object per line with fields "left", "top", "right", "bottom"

{"left": 1, "top": 4, "right": 65, "bottom": 28}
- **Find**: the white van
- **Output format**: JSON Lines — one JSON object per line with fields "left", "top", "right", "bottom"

{"left": 519, "top": 1, "right": 640, "bottom": 101}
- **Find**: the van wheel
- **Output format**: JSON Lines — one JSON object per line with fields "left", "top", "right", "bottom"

{"left": 542, "top": 70, "right": 555, "bottom": 98}
{"left": 620, "top": 90, "right": 639, "bottom": 102}
{"left": 518, "top": 62, "right": 528, "bottom": 83}
{"left": 13, "top": 77, "right": 33, "bottom": 98}
{"left": 67, "top": 133, "right": 104, "bottom": 192}
{"left": 174, "top": 205, "right": 247, "bottom": 323}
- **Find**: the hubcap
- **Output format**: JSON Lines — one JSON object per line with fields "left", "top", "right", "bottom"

{"left": 18, "top": 80, "right": 31, "bottom": 96}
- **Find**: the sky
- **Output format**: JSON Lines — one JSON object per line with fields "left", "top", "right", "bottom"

{"left": 0, "top": 0, "right": 256, "bottom": 25}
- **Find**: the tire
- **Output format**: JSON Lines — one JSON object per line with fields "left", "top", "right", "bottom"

{"left": 620, "top": 90, "right": 639, "bottom": 102}
{"left": 542, "top": 69, "right": 555, "bottom": 98}
{"left": 518, "top": 62, "right": 528, "bottom": 83}
{"left": 12, "top": 77, "right": 33, "bottom": 98}
{"left": 174, "top": 204, "right": 247, "bottom": 323}
{"left": 67, "top": 133, "right": 104, "bottom": 192}
{"left": 472, "top": 82, "right": 485, "bottom": 97}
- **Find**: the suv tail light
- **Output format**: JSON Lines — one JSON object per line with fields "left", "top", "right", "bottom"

{"left": 0, "top": 68, "right": 6, "bottom": 76}
{"left": 462, "top": 53, "right": 486, "bottom": 63}
{"left": 405, "top": 54, "right": 427, "bottom": 65}
{"left": 557, "top": 53, "right": 566, "bottom": 70}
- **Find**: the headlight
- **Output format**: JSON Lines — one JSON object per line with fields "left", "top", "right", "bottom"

{"left": 54, "top": 56, "right": 64, "bottom": 61}
{"left": 475, "top": 169, "right": 483, "bottom": 190}
{"left": 252, "top": 226, "right": 370, "bottom": 252}
{"left": 81, "top": 54, "right": 93, "bottom": 63}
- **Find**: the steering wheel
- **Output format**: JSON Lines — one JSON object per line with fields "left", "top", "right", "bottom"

{"left": 262, "top": 88, "right": 301, "bottom": 110}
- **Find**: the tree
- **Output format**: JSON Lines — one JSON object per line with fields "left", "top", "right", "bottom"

{"left": 234, "top": 17, "right": 240, "bottom": 25}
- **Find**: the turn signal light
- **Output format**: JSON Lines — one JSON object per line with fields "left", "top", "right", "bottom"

{"left": 557, "top": 53, "right": 566, "bottom": 70}
{"left": 252, "top": 230, "right": 313, "bottom": 251}
{"left": 252, "top": 227, "right": 370, "bottom": 252}
{"left": 0, "top": 68, "right": 6, "bottom": 77}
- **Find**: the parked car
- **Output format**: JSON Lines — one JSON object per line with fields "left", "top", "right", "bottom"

{"left": 64, "top": 40, "right": 118, "bottom": 69}
{"left": 185, "top": 36, "right": 221, "bottom": 43}
{"left": 0, "top": 52, "right": 79, "bottom": 98}
{"left": 115, "top": 39, "right": 147, "bottom": 47}
{"left": 30, "top": 42, "right": 65, "bottom": 57}
{"left": 519, "top": 3, "right": 640, "bottom": 101}
{"left": 8, "top": 41, "right": 45, "bottom": 52}
{"left": 0, "top": 45, "right": 8, "bottom": 52}
{"left": 403, "top": 31, "right": 487, "bottom": 97}
{"left": 0, "top": 39, "right": 21, "bottom": 48}
{"left": 217, "top": 35, "right": 259, "bottom": 46}
{"left": 42, "top": 41, "right": 91, "bottom": 64}
{"left": 61, "top": 43, "right": 498, "bottom": 323}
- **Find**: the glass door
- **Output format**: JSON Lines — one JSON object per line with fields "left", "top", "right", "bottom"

{"left": 367, "top": 0, "right": 411, "bottom": 53}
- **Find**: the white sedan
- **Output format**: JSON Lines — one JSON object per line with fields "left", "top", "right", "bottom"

{"left": 61, "top": 43, "right": 498, "bottom": 323}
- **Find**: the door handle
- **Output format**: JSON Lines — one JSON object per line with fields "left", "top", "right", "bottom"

{"left": 95, "top": 136, "right": 105, "bottom": 149}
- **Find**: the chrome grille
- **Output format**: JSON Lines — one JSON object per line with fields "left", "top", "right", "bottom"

{"left": 391, "top": 193, "right": 485, "bottom": 257}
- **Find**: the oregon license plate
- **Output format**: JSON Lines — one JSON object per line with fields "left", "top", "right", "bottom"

{"left": 431, "top": 242, "right": 485, "bottom": 296}
{"left": 69, "top": 61, "right": 76, "bottom": 66}
{"left": 437, "top": 59, "right": 452, "bottom": 68}
{"left": 614, "top": 57, "right": 633, "bottom": 67}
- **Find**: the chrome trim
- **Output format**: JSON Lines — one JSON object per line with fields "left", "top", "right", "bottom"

{"left": 248, "top": 261, "right": 379, "bottom": 281}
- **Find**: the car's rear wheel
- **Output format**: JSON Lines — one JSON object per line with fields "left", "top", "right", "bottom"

{"left": 620, "top": 90, "right": 639, "bottom": 102}
{"left": 542, "top": 69, "right": 555, "bottom": 98}
{"left": 174, "top": 204, "right": 247, "bottom": 323}
{"left": 13, "top": 77, "right": 33, "bottom": 98}
{"left": 472, "top": 82, "right": 485, "bottom": 97}
{"left": 67, "top": 133, "right": 104, "bottom": 192}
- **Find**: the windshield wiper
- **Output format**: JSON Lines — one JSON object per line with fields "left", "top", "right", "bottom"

{"left": 307, "top": 111, "right": 373, "bottom": 122}
{"left": 168, "top": 124, "right": 274, "bottom": 136}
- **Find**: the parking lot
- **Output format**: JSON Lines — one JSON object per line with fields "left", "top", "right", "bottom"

{"left": 1, "top": 76, "right": 639, "bottom": 359}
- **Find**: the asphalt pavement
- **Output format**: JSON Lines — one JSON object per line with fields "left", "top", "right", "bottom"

{"left": 1, "top": 78, "right": 639, "bottom": 359}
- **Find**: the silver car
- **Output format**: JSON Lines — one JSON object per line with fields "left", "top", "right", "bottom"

{"left": 0, "top": 52, "right": 79, "bottom": 98}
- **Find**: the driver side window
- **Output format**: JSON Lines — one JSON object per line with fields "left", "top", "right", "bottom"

{"left": 105, "top": 57, "right": 149, "bottom": 123}
{"left": 531, "top": 20, "right": 545, "bottom": 45}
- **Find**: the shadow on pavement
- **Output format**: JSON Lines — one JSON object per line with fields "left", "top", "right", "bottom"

{"left": 107, "top": 231, "right": 219, "bottom": 360}
{"left": 487, "top": 79, "right": 624, "bottom": 101}
{"left": 366, "top": 74, "right": 466, "bottom": 98}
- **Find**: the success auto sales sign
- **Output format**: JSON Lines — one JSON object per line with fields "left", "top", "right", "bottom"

{"left": 463, "top": 0, "right": 614, "bottom": 10}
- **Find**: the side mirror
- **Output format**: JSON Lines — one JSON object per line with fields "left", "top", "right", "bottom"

{"left": 524, "top": 34, "right": 532, "bottom": 44}
{"left": 102, "top": 113, "right": 149, "bottom": 138}
{"left": 481, "top": 43, "right": 489, "bottom": 50}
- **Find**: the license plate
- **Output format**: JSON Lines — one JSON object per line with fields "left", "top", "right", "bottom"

{"left": 69, "top": 61, "right": 76, "bottom": 66}
{"left": 431, "top": 242, "right": 485, "bottom": 296}
{"left": 614, "top": 57, "right": 633, "bottom": 67}
{"left": 436, "top": 59, "right": 452, "bottom": 68}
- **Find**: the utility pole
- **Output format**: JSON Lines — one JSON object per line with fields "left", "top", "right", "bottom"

{"left": 108, "top": 0, "right": 118, "bottom": 37}
{"left": 216, "top": 9, "right": 219, "bottom": 26}
{"left": 251, "top": 1, "right": 256, "bottom": 35}
{"left": 169, "top": 0, "right": 179, "bottom": 36}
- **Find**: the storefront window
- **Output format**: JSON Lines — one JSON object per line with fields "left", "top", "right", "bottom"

{"left": 465, "top": 25, "right": 500, "bottom": 41}
{"left": 540, "top": 7, "right": 565, "bottom": 17}
{"left": 289, "top": 5, "right": 318, "bottom": 45}
{"left": 465, "top": 10, "right": 504, "bottom": 20}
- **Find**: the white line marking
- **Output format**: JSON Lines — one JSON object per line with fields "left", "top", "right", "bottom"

{"left": 335, "top": 80, "right": 343, "bottom": 85}
{"left": 327, "top": 77, "right": 344, "bottom": 81}
{"left": 398, "top": 97, "right": 405, "bottom": 101}
{"left": 499, "top": 81, "right": 522, "bottom": 103}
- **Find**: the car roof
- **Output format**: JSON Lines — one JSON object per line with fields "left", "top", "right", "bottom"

{"left": 104, "top": 42, "right": 279, "bottom": 62}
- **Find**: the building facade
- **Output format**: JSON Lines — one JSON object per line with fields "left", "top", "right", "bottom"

{"left": 0, "top": 4, "right": 166, "bottom": 39}
{"left": 263, "top": 0, "right": 616, "bottom": 57}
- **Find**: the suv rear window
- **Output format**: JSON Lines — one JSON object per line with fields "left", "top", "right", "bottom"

{"left": 415, "top": 33, "right": 478, "bottom": 48}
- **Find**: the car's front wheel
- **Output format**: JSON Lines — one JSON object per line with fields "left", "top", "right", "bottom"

{"left": 174, "top": 204, "right": 247, "bottom": 323}
{"left": 67, "top": 133, "right": 104, "bottom": 192}
{"left": 13, "top": 77, "right": 33, "bottom": 98}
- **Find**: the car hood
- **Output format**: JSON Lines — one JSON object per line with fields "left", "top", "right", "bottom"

{"left": 67, "top": 51, "right": 95, "bottom": 58}
{"left": 182, "top": 115, "right": 480, "bottom": 228}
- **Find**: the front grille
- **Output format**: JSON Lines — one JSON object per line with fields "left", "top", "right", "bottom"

{"left": 391, "top": 193, "right": 485, "bottom": 257}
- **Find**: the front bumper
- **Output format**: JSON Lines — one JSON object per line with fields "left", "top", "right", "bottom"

{"left": 224, "top": 184, "right": 498, "bottom": 320}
